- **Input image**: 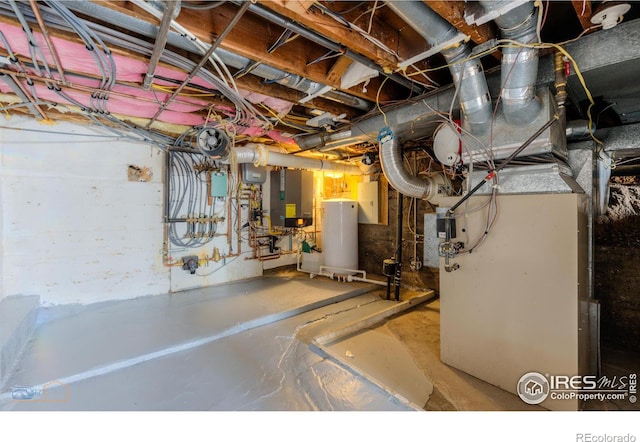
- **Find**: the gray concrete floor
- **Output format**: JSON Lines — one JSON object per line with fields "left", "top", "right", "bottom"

{"left": 1, "top": 269, "right": 638, "bottom": 412}
{"left": 0, "top": 271, "right": 421, "bottom": 411}
{"left": 382, "top": 296, "right": 640, "bottom": 412}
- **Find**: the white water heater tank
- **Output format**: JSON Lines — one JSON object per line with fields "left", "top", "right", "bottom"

{"left": 321, "top": 199, "right": 358, "bottom": 271}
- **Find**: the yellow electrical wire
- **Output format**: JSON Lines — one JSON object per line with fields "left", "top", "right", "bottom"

{"left": 403, "top": 31, "right": 605, "bottom": 153}
{"left": 376, "top": 75, "right": 390, "bottom": 127}
{"left": 403, "top": 24, "right": 600, "bottom": 79}
{"left": 499, "top": 39, "right": 604, "bottom": 150}
{"left": 257, "top": 103, "right": 317, "bottom": 133}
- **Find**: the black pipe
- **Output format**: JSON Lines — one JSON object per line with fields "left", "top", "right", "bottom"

{"left": 394, "top": 190, "right": 403, "bottom": 301}
{"left": 386, "top": 276, "right": 391, "bottom": 300}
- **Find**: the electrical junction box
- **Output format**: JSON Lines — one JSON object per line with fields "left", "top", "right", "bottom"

{"left": 210, "top": 172, "right": 228, "bottom": 197}
{"left": 241, "top": 163, "right": 267, "bottom": 184}
{"left": 269, "top": 169, "right": 313, "bottom": 227}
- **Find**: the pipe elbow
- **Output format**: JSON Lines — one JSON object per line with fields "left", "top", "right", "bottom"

{"left": 378, "top": 128, "right": 433, "bottom": 199}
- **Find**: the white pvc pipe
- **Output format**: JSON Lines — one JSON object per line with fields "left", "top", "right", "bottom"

{"left": 297, "top": 258, "right": 387, "bottom": 286}
{"left": 231, "top": 143, "right": 363, "bottom": 175}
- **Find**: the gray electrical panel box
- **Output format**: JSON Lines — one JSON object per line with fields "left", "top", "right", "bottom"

{"left": 241, "top": 163, "right": 267, "bottom": 184}
{"left": 269, "top": 169, "right": 313, "bottom": 227}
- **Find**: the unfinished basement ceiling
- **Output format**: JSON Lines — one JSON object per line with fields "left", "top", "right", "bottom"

{"left": 1, "top": 0, "right": 640, "bottom": 157}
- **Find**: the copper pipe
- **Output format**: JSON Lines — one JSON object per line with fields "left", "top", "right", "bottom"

{"left": 554, "top": 51, "right": 568, "bottom": 118}
{"left": 29, "top": 0, "right": 67, "bottom": 85}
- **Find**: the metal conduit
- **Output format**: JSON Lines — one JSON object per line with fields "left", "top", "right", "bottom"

{"left": 143, "top": 0, "right": 179, "bottom": 90}
{"left": 244, "top": 2, "right": 424, "bottom": 96}
{"left": 0, "top": 72, "right": 44, "bottom": 119}
{"left": 146, "top": 0, "right": 250, "bottom": 126}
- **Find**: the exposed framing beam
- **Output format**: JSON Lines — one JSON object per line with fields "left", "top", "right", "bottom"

{"left": 0, "top": 12, "right": 360, "bottom": 123}
{"left": 423, "top": 1, "right": 500, "bottom": 60}
{"left": 256, "top": 0, "right": 399, "bottom": 70}
{"left": 100, "top": 1, "right": 397, "bottom": 103}
{"left": 146, "top": 1, "right": 251, "bottom": 127}
{"left": 571, "top": 0, "right": 594, "bottom": 31}
{"left": 231, "top": 73, "right": 363, "bottom": 120}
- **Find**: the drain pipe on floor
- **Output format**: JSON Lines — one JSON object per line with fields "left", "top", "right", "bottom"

{"left": 296, "top": 251, "right": 387, "bottom": 286}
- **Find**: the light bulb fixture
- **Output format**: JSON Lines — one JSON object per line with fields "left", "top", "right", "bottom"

{"left": 591, "top": 1, "right": 631, "bottom": 30}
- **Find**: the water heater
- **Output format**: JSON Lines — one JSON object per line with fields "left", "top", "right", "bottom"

{"left": 269, "top": 169, "right": 313, "bottom": 227}
{"left": 321, "top": 199, "right": 358, "bottom": 271}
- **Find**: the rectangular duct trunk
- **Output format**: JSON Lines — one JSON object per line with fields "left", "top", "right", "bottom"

{"left": 461, "top": 88, "right": 567, "bottom": 164}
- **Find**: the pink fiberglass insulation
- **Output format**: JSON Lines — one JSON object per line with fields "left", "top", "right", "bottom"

{"left": 241, "top": 90, "right": 294, "bottom": 115}
{"left": 0, "top": 22, "right": 297, "bottom": 139}
{"left": 0, "top": 81, "right": 206, "bottom": 125}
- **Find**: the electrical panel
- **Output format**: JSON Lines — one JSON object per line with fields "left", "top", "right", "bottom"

{"left": 269, "top": 169, "right": 313, "bottom": 227}
{"left": 241, "top": 163, "right": 267, "bottom": 184}
{"left": 357, "top": 181, "right": 379, "bottom": 224}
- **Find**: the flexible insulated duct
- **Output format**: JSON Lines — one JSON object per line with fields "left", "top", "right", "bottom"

{"left": 480, "top": 0, "right": 542, "bottom": 125}
{"left": 228, "top": 144, "right": 363, "bottom": 175}
{"left": 387, "top": 1, "right": 492, "bottom": 136}
{"left": 378, "top": 129, "right": 436, "bottom": 199}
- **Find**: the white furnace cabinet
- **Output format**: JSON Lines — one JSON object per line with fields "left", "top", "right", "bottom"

{"left": 439, "top": 193, "right": 591, "bottom": 411}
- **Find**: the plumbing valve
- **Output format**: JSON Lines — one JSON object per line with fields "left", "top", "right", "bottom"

{"left": 181, "top": 255, "right": 199, "bottom": 274}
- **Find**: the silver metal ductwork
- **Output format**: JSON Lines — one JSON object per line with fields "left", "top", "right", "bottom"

{"left": 480, "top": 0, "right": 542, "bottom": 125}
{"left": 378, "top": 129, "right": 434, "bottom": 199}
{"left": 380, "top": 1, "right": 492, "bottom": 198}
{"left": 387, "top": 1, "right": 492, "bottom": 136}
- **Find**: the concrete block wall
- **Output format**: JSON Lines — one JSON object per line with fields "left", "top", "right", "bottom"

{"left": 1, "top": 115, "right": 168, "bottom": 305}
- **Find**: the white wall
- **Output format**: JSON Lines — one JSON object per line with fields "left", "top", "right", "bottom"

{"left": 168, "top": 211, "right": 263, "bottom": 291}
{"left": 1, "top": 115, "right": 168, "bottom": 305}
{"left": 0, "top": 116, "right": 329, "bottom": 304}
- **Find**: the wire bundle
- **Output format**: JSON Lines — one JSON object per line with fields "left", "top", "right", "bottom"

{"left": 167, "top": 147, "right": 225, "bottom": 248}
